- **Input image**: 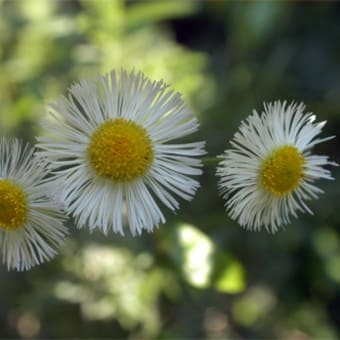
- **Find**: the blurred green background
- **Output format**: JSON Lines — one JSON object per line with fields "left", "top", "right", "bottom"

{"left": 1, "top": 0, "right": 340, "bottom": 338}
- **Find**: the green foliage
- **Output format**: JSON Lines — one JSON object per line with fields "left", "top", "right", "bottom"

{"left": 1, "top": 0, "right": 340, "bottom": 339}
{"left": 53, "top": 243, "right": 177, "bottom": 336}
{"left": 0, "top": 0, "right": 207, "bottom": 138}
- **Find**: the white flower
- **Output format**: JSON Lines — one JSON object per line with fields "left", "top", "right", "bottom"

{"left": 37, "top": 69, "right": 205, "bottom": 236}
{"left": 0, "top": 138, "right": 68, "bottom": 271}
{"left": 217, "top": 101, "right": 336, "bottom": 233}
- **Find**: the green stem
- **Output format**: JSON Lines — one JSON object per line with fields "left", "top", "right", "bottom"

{"left": 202, "top": 157, "right": 220, "bottom": 166}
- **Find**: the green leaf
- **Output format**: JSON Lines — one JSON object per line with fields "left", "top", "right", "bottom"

{"left": 126, "top": 0, "right": 199, "bottom": 31}
{"left": 170, "top": 223, "right": 245, "bottom": 293}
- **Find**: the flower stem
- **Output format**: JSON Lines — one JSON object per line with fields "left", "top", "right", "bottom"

{"left": 202, "top": 157, "right": 220, "bottom": 166}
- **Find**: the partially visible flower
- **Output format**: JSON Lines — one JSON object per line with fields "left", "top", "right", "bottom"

{"left": 217, "top": 101, "right": 336, "bottom": 233}
{"left": 0, "top": 138, "right": 68, "bottom": 271}
{"left": 37, "top": 69, "right": 205, "bottom": 236}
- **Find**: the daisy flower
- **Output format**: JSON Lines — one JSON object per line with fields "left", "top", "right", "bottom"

{"left": 217, "top": 101, "right": 336, "bottom": 233}
{"left": 0, "top": 138, "right": 68, "bottom": 271}
{"left": 37, "top": 69, "right": 205, "bottom": 236}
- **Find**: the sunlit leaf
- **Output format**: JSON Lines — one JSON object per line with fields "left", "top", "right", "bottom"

{"left": 126, "top": 0, "right": 200, "bottom": 31}
{"left": 170, "top": 223, "right": 245, "bottom": 293}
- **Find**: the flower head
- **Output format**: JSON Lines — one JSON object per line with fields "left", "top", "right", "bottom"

{"left": 37, "top": 69, "right": 205, "bottom": 236}
{"left": 217, "top": 101, "right": 336, "bottom": 233}
{"left": 0, "top": 138, "right": 68, "bottom": 271}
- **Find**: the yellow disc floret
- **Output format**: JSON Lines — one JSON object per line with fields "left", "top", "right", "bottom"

{"left": 261, "top": 145, "right": 306, "bottom": 196}
{"left": 0, "top": 179, "right": 28, "bottom": 230}
{"left": 88, "top": 118, "right": 154, "bottom": 182}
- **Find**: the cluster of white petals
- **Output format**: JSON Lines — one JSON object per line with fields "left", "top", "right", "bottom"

{"left": 217, "top": 101, "right": 336, "bottom": 233}
{"left": 0, "top": 138, "right": 68, "bottom": 271}
{"left": 37, "top": 70, "right": 206, "bottom": 236}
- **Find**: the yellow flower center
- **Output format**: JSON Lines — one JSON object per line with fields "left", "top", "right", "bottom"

{"left": 87, "top": 118, "right": 154, "bottom": 182}
{"left": 0, "top": 179, "right": 28, "bottom": 230}
{"left": 261, "top": 145, "right": 306, "bottom": 196}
